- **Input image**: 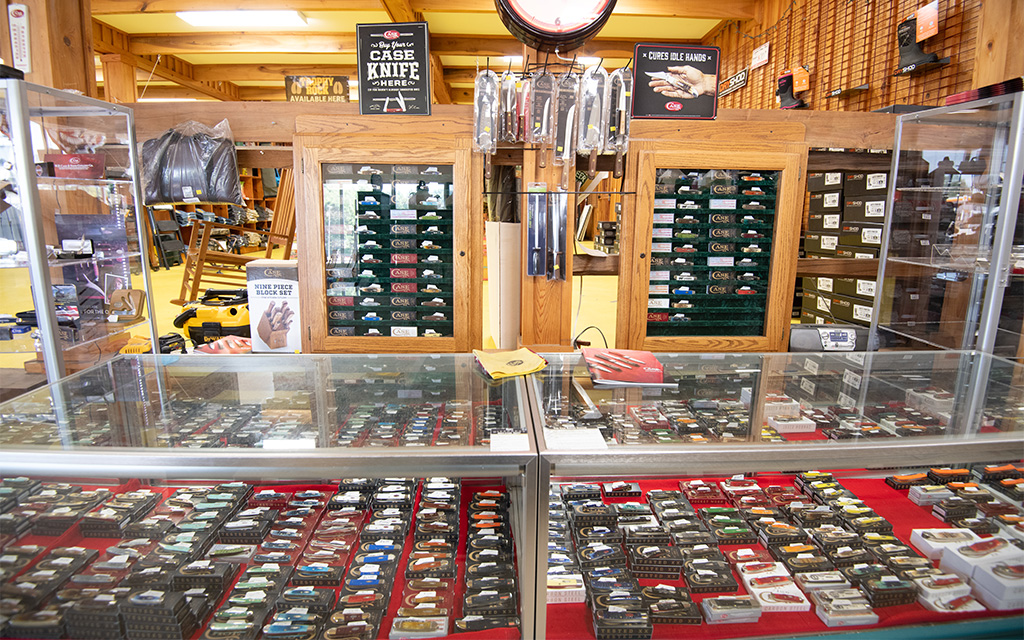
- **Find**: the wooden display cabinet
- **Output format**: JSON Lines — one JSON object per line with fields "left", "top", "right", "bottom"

{"left": 616, "top": 138, "right": 806, "bottom": 352}
{"left": 294, "top": 112, "right": 483, "bottom": 353}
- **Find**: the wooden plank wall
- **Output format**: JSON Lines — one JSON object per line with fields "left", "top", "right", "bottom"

{"left": 704, "top": 0, "right": 982, "bottom": 113}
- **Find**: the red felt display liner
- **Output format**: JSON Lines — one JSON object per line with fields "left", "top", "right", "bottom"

{"left": 546, "top": 474, "right": 1022, "bottom": 640}
{"left": 4, "top": 479, "right": 518, "bottom": 640}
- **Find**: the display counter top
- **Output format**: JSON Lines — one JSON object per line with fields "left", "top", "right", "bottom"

{"left": 529, "top": 350, "right": 1023, "bottom": 476}
{"left": 0, "top": 354, "right": 535, "bottom": 479}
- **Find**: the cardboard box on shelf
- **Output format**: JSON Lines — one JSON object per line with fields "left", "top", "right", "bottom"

{"left": 845, "top": 172, "right": 888, "bottom": 197}
{"left": 835, "top": 245, "right": 880, "bottom": 259}
{"left": 839, "top": 222, "right": 884, "bottom": 248}
{"left": 844, "top": 196, "right": 887, "bottom": 224}
{"left": 809, "top": 191, "right": 843, "bottom": 214}
{"left": 804, "top": 233, "right": 840, "bottom": 256}
{"left": 808, "top": 212, "right": 842, "bottom": 232}
{"left": 807, "top": 171, "right": 844, "bottom": 192}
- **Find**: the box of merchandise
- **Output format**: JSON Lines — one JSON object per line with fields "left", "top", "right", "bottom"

{"left": 833, "top": 277, "right": 877, "bottom": 301}
{"left": 835, "top": 245, "right": 879, "bottom": 259}
{"left": 804, "top": 233, "right": 839, "bottom": 256}
{"left": 827, "top": 294, "right": 874, "bottom": 327}
{"left": 843, "top": 196, "right": 887, "bottom": 224}
{"left": 808, "top": 212, "right": 842, "bottom": 232}
{"left": 844, "top": 172, "right": 888, "bottom": 197}
{"left": 247, "top": 259, "right": 301, "bottom": 352}
{"left": 807, "top": 171, "right": 844, "bottom": 192}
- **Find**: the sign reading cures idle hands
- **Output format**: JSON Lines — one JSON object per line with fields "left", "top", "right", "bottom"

{"left": 357, "top": 22, "right": 432, "bottom": 115}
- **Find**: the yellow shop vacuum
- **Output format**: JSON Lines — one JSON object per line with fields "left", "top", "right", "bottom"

{"left": 173, "top": 289, "right": 250, "bottom": 347}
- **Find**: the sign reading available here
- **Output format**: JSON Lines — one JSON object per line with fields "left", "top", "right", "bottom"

{"left": 285, "top": 75, "right": 350, "bottom": 102}
{"left": 357, "top": 22, "right": 431, "bottom": 115}
{"left": 632, "top": 43, "right": 720, "bottom": 120}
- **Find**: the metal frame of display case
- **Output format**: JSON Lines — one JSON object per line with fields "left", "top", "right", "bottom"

{"left": 871, "top": 93, "right": 1024, "bottom": 359}
{"left": 0, "top": 353, "right": 540, "bottom": 638}
{"left": 0, "top": 79, "right": 157, "bottom": 383}
{"left": 616, "top": 139, "right": 807, "bottom": 352}
{"left": 294, "top": 113, "right": 484, "bottom": 353}
{"left": 527, "top": 350, "right": 1024, "bottom": 640}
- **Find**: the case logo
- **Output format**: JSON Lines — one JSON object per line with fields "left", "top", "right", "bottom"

{"left": 710, "top": 214, "right": 732, "bottom": 224}
{"left": 710, "top": 242, "right": 732, "bottom": 252}
{"left": 710, "top": 271, "right": 731, "bottom": 280}
{"left": 708, "top": 285, "right": 729, "bottom": 294}
{"left": 710, "top": 228, "right": 733, "bottom": 238}
{"left": 712, "top": 184, "right": 737, "bottom": 195}
{"left": 391, "top": 311, "right": 416, "bottom": 321}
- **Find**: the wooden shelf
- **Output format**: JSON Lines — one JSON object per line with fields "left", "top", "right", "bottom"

{"left": 797, "top": 257, "right": 879, "bottom": 277}
{"left": 574, "top": 253, "right": 619, "bottom": 276}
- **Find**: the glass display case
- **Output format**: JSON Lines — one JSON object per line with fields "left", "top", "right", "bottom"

{"left": 529, "top": 350, "right": 1023, "bottom": 640}
{"left": 0, "top": 354, "right": 537, "bottom": 639}
{"left": 617, "top": 143, "right": 805, "bottom": 352}
{"left": 295, "top": 118, "right": 482, "bottom": 353}
{"left": 873, "top": 93, "right": 1024, "bottom": 360}
{"left": 0, "top": 80, "right": 156, "bottom": 385}
{"left": 323, "top": 163, "right": 455, "bottom": 339}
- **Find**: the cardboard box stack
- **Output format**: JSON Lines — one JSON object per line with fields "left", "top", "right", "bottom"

{"left": 801, "top": 157, "right": 889, "bottom": 326}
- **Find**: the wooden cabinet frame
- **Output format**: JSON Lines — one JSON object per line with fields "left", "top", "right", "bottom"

{"left": 295, "top": 119, "right": 483, "bottom": 353}
{"left": 616, "top": 140, "right": 807, "bottom": 352}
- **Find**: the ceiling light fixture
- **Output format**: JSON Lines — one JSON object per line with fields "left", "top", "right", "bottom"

{"left": 176, "top": 10, "right": 308, "bottom": 28}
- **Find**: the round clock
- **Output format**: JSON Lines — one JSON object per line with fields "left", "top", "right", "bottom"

{"left": 495, "top": 0, "right": 617, "bottom": 52}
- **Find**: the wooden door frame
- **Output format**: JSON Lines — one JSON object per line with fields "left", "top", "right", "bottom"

{"left": 616, "top": 140, "right": 807, "bottom": 352}
{"left": 295, "top": 135, "right": 482, "bottom": 353}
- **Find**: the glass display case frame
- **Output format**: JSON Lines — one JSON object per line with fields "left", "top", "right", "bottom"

{"left": 0, "top": 79, "right": 157, "bottom": 383}
{"left": 0, "top": 353, "right": 540, "bottom": 639}
{"left": 295, "top": 116, "right": 483, "bottom": 353}
{"left": 872, "top": 93, "right": 1024, "bottom": 359}
{"left": 617, "top": 140, "right": 807, "bottom": 352}
{"left": 528, "top": 350, "right": 1023, "bottom": 640}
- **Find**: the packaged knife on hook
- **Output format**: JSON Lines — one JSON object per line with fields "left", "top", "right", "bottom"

{"left": 606, "top": 67, "right": 632, "bottom": 178}
{"left": 576, "top": 64, "right": 609, "bottom": 179}
{"left": 498, "top": 70, "right": 519, "bottom": 143}
{"left": 526, "top": 183, "right": 548, "bottom": 277}
{"left": 548, "top": 189, "right": 568, "bottom": 281}
{"left": 553, "top": 72, "right": 579, "bottom": 190}
{"left": 474, "top": 69, "right": 500, "bottom": 178}
{"left": 526, "top": 71, "right": 556, "bottom": 167}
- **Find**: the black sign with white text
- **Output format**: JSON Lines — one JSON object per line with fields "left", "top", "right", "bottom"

{"left": 357, "top": 22, "right": 431, "bottom": 115}
{"left": 632, "top": 44, "right": 720, "bottom": 119}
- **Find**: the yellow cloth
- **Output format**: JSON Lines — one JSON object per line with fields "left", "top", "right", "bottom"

{"left": 472, "top": 348, "right": 547, "bottom": 380}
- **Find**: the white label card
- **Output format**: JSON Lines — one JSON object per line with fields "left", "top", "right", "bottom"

{"left": 817, "top": 277, "right": 833, "bottom": 293}
{"left": 842, "top": 370, "right": 862, "bottom": 390}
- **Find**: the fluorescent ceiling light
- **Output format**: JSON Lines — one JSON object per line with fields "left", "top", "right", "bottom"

{"left": 177, "top": 10, "right": 307, "bottom": 28}
{"left": 577, "top": 57, "right": 602, "bottom": 66}
{"left": 502, "top": 56, "right": 524, "bottom": 65}
{"left": 138, "top": 97, "right": 199, "bottom": 102}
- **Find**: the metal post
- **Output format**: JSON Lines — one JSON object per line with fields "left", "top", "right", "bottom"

{"left": 5, "top": 79, "right": 64, "bottom": 382}
{"left": 977, "top": 96, "right": 1024, "bottom": 354}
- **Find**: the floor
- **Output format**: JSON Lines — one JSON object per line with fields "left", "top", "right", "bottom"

{"left": 1, "top": 239, "right": 620, "bottom": 374}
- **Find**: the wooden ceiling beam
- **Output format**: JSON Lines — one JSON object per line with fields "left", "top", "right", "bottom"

{"left": 379, "top": 0, "right": 451, "bottom": 104}
{"left": 91, "top": 0, "right": 378, "bottom": 13}
{"left": 92, "top": 0, "right": 756, "bottom": 20}
{"left": 94, "top": 19, "right": 240, "bottom": 100}
{"left": 127, "top": 31, "right": 696, "bottom": 58}
{"left": 413, "top": 0, "right": 757, "bottom": 19}
{"left": 379, "top": 0, "right": 419, "bottom": 23}
{"left": 129, "top": 32, "right": 358, "bottom": 54}
{"left": 193, "top": 64, "right": 357, "bottom": 82}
